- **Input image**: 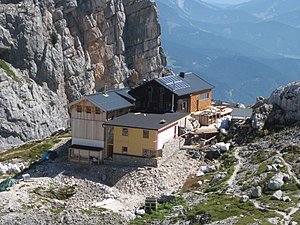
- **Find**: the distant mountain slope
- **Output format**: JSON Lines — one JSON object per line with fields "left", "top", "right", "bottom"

{"left": 158, "top": 0, "right": 258, "bottom": 24}
{"left": 163, "top": 40, "right": 297, "bottom": 103}
{"left": 192, "top": 20, "right": 300, "bottom": 58}
{"left": 270, "top": 8, "right": 300, "bottom": 27}
{"left": 157, "top": 1, "right": 275, "bottom": 59}
{"left": 157, "top": 0, "right": 300, "bottom": 103}
{"left": 232, "top": 0, "right": 300, "bottom": 20}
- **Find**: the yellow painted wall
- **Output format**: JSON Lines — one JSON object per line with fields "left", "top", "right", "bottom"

{"left": 113, "top": 127, "right": 156, "bottom": 156}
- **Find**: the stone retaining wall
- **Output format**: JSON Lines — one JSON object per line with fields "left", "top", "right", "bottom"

{"left": 109, "top": 137, "right": 184, "bottom": 167}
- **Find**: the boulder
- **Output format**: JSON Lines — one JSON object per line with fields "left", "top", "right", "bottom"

{"left": 265, "top": 165, "right": 273, "bottom": 172}
{"left": 271, "top": 190, "right": 283, "bottom": 200}
{"left": 267, "top": 174, "right": 285, "bottom": 191}
{"left": 269, "top": 81, "right": 300, "bottom": 121}
{"left": 283, "top": 196, "right": 291, "bottom": 202}
{"left": 205, "top": 149, "right": 221, "bottom": 160}
{"left": 240, "top": 195, "right": 249, "bottom": 203}
{"left": 210, "top": 172, "right": 227, "bottom": 185}
{"left": 289, "top": 222, "right": 298, "bottom": 225}
{"left": 196, "top": 165, "right": 217, "bottom": 176}
{"left": 135, "top": 208, "right": 145, "bottom": 216}
{"left": 215, "top": 142, "right": 231, "bottom": 152}
{"left": 250, "top": 186, "right": 262, "bottom": 198}
{"left": 158, "top": 194, "right": 176, "bottom": 204}
{"left": 273, "top": 158, "right": 281, "bottom": 164}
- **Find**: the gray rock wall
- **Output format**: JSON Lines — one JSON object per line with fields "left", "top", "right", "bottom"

{"left": 0, "top": 68, "right": 68, "bottom": 151}
{"left": 0, "top": 0, "right": 166, "bottom": 150}
{"left": 269, "top": 81, "right": 300, "bottom": 121}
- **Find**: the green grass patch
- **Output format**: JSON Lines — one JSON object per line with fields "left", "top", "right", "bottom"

{"left": 51, "top": 208, "right": 65, "bottom": 214}
{"left": 281, "top": 178, "right": 300, "bottom": 192}
{"left": 130, "top": 196, "right": 186, "bottom": 225}
{"left": 0, "top": 137, "right": 63, "bottom": 163}
{"left": 0, "top": 59, "right": 20, "bottom": 82}
{"left": 292, "top": 209, "right": 300, "bottom": 223}
{"left": 260, "top": 193, "right": 297, "bottom": 213}
{"left": 250, "top": 150, "right": 277, "bottom": 164}
{"left": 34, "top": 185, "right": 76, "bottom": 200}
{"left": 187, "top": 193, "right": 279, "bottom": 223}
{"left": 81, "top": 207, "right": 107, "bottom": 216}
{"left": 203, "top": 149, "right": 236, "bottom": 193}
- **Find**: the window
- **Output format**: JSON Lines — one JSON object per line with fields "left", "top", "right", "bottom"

{"left": 143, "top": 149, "right": 156, "bottom": 158}
{"left": 122, "top": 146, "right": 128, "bottom": 154}
{"left": 86, "top": 106, "right": 91, "bottom": 114}
{"left": 95, "top": 107, "right": 101, "bottom": 114}
{"left": 122, "top": 128, "right": 128, "bottom": 136}
{"left": 76, "top": 105, "right": 82, "bottom": 112}
{"left": 143, "top": 130, "right": 149, "bottom": 138}
{"left": 200, "top": 93, "right": 209, "bottom": 100}
{"left": 182, "top": 101, "right": 187, "bottom": 110}
{"left": 148, "top": 86, "right": 153, "bottom": 104}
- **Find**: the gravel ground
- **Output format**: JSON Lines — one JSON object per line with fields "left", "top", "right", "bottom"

{"left": 0, "top": 139, "right": 202, "bottom": 224}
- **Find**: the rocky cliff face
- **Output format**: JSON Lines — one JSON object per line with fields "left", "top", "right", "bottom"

{"left": 0, "top": 0, "right": 166, "bottom": 151}
{"left": 269, "top": 81, "right": 300, "bottom": 121}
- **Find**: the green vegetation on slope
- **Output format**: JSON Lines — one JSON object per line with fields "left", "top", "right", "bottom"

{"left": 0, "top": 132, "right": 70, "bottom": 163}
{"left": 0, "top": 59, "right": 20, "bottom": 82}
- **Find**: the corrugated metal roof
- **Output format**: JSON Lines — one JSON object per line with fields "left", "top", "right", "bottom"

{"left": 231, "top": 108, "right": 253, "bottom": 119}
{"left": 104, "top": 112, "right": 188, "bottom": 130}
{"left": 86, "top": 90, "right": 134, "bottom": 112}
{"left": 155, "top": 72, "right": 214, "bottom": 96}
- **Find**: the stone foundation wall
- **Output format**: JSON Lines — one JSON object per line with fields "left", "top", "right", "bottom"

{"left": 112, "top": 154, "right": 158, "bottom": 167}
{"left": 109, "top": 137, "right": 184, "bottom": 167}
{"left": 157, "top": 137, "right": 184, "bottom": 166}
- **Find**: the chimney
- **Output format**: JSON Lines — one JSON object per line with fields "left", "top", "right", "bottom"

{"left": 179, "top": 72, "right": 185, "bottom": 78}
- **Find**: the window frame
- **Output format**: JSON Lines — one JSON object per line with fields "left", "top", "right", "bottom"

{"left": 143, "top": 129, "right": 149, "bottom": 139}
{"left": 86, "top": 106, "right": 92, "bottom": 114}
{"left": 122, "top": 128, "right": 128, "bottom": 136}
{"left": 199, "top": 93, "right": 209, "bottom": 100}
{"left": 95, "top": 107, "right": 101, "bottom": 114}
{"left": 76, "top": 105, "right": 82, "bottom": 113}
{"left": 122, "top": 146, "right": 128, "bottom": 154}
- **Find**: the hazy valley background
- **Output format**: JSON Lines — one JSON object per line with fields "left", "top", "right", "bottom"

{"left": 157, "top": 0, "right": 300, "bottom": 104}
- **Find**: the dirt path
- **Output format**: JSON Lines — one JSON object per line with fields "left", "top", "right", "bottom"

{"left": 226, "top": 147, "right": 242, "bottom": 188}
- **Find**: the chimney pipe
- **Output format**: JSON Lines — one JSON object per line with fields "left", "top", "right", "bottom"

{"left": 179, "top": 72, "right": 185, "bottom": 78}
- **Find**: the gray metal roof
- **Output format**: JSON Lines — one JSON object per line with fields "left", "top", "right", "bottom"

{"left": 231, "top": 108, "right": 253, "bottom": 119}
{"left": 155, "top": 72, "right": 214, "bottom": 96}
{"left": 104, "top": 112, "right": 188, "bottom": 130}
{"left": 115, "top": 88, "right": 136, "bottom": 103}
{"left": 86, "top": 90, "right": 134, "bottom": 112}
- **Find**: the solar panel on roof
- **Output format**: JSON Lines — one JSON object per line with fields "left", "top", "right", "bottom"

{"left": 159, "top": 76, "right": 190, "bottom": 90}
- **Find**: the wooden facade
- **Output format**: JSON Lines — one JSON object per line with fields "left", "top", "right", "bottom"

{"left": 189, "top": 90, "right": 212, "bottom": 112}
{"left": 130, "top": 80, "right": 212, "bottom": 113}
{"left": 68, "top": 98, "right": 131, "bottom": 163}
{"left": 68, "top": 146, "right": 103, "bottom": 164}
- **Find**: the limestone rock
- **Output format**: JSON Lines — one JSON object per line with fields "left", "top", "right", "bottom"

{"left": 0, "top": 0, "right": 166, "bottom": 150}
{"left": 282, "top": 196, "right": 291, "bottom": 202}
{"left": 271, "top": 190, "right": 283, "bottom": 200}
{"left": 265, "top": 165, "right": 273, "bottom": 172}
{"left": 0, "top": 67, "right": 68, "bottom": 151}
{"left": 240, "top": 195, "right": 249, "bottom": 203}
{"left": 250, "top": 186, "right": 262, "bottom": 198}
{"left": 267, "top": 174, "right": 285, "bottom": 191}
{"left": 269, "top": 81, "right": 300, "bottom": 121}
